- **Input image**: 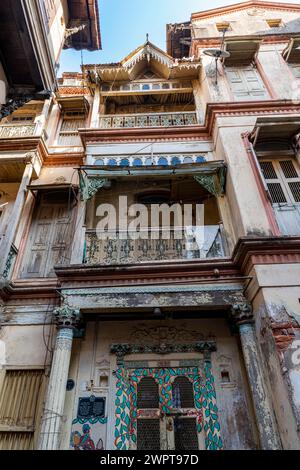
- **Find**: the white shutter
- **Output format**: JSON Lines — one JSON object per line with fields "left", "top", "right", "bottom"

{"left": 226, "top": 69, "right": 249, "bottom": 99}
{"left": 260, "top": 159, "right": 300, "bottom": 235}
{"left": 226, "top": 67, "right": 268, "bottom": 101}
{"left": 260, "top": 159, "right": 300, "bottom": 204}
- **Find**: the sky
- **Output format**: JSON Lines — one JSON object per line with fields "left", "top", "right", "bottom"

{"left": 59, "top": 0, "right": 296, "bottom": 76}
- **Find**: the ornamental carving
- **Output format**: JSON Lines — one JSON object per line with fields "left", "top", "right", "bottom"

{"left": 231, "top": 302, "right": 254, "bottom": 326}
{"left": 110, "top": 341, "right": 216, "bottom": 358}
{"left": 54, "top": 304, "right": 81, "bottom": 329}
{"left": 130, "top": 325, "right": 214, "bottom": 344}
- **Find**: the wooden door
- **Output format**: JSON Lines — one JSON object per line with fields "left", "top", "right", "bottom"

{"left": 20, "top": 191, "right": 75, "bottom": 278}
{"left": 134, "top": 371, "right": 201, "bottom": 451}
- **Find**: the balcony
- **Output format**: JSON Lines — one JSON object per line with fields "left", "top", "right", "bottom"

{"left": 0, "top": 123, "right": 37, "bottom": 138}
{"left": 84, "top": 226, "right": 226, "bottom": 265}
{"left": 99, "top": 112, "right": 198, "bottom": 129}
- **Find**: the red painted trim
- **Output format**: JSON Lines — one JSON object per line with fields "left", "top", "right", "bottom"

{"left": 255, "top": 57, "right": 277, "bottom": 100}
{"left": 191, "top": 1, "right": 300, "bottom": 20}
{"left": 241, "top": 133, "right": 281, "bottom": 236}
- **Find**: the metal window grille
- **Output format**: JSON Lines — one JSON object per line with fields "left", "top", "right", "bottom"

{"left": 137, "top": 377, "right": 159, "bottom": 409}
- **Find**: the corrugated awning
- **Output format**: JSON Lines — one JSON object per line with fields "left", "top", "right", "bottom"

{"left": 79, "top": 161, "right": 227, "bottom": 200}
{"left": 224, "top": 38, "right": 261, "bottom": 65}
{"left": 250, "top": 116, "right": 300, "bottom": 151}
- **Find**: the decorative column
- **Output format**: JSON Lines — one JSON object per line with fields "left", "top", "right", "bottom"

{"left": 231, "top": 303, "right": 281, "bottom": 450}
{"left": 37, "top": 304, "right": 81, "bottom": 450}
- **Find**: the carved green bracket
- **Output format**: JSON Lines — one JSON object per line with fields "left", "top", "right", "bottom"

{"left": 3, "top": 244, "right": 18, "bottom": 280}
{"left": 194, "top": 167, "right": 226, "bottom": 196}
{"left": 79, "top": 172, "right": 109, "bottom": 201}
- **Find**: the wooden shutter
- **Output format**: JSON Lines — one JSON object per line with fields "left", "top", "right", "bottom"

{"left": 58, "top": 112, "right": 85, "bottom": 146}
{"left": 260, "top": 159, "right": 300, "bottom": 205}
{"left": 0, "top": 370, "right": 44, "bottom": 450}
{"left": 226, "top": 67, "right": 268, "bottom": 100}
{"left": 20, "top": 192, "right": 75, "bottom": 278}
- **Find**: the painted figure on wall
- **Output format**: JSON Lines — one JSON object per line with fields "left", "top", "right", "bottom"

{"left": 71, "top": 424, "right": 99, "bottom": 450}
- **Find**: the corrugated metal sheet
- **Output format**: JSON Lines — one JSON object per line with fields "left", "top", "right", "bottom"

{"left": 0, "top": 432, "right": 34, "bottom": 450}
{"left": 0, "top": 370, "right": 44, "bottom": 450}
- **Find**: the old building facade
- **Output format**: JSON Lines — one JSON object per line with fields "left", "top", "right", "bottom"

{"left": 0, "top": 0, "right": 300, "bottom": 450}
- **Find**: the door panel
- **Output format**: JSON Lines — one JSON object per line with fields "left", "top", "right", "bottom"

{"left": 20, "top": 192, "right": 75, "bottom": 278}
{"left": 134, "top": 369, "right": 201, "bottom": 451}
{"left": 227, "top": 67, "right": 268, "bottom": 100}
{"left": 137, "top": 419, "right": 160, "bottom": 451}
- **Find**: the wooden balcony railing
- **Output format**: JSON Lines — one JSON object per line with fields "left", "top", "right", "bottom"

{"left": 84, "top": 226, "right": 225, "bottom": 265}
{"left": 0, "top": 124, "right": 37, "bottom": 138}
{"left": 99, "top": 112, "right": 198, "bottom": 129}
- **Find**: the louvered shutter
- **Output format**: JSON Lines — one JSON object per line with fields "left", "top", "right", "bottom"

{"left": 227, "top": 67, "right": 268, "bottom": 100}
{"left": 58, "top": 113, "right": 85, "bottom": 146}
{"left": 260, "top": 159, "right": 300, "bottom": 235}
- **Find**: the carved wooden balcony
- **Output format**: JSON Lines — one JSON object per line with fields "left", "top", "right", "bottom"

{"left": 84, "top": 226, "right": 225, "bottom": 266}
{"left": 99, "top": 112, "right": 198, "bottom": 129}
{"left": 0, "top": 123, "right": 37, "bottom": 138}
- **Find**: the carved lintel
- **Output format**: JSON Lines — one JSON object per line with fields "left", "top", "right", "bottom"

{"left": 231, "top": 302, "right": 254, "bottom": 327}
{"left": 54, "top": 304, "right": 81, "bottom": 330}
{"left": 110, "top": 341, "right": 217, "bottom": 358}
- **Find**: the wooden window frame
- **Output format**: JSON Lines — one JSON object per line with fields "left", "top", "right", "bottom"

{"left": 260, "top": 158, "right": 300, "bottom": 206}
{"left": 55, "top": 111, "right": 85, "bottom": 147}
{"left": 226, "top": 65, "right": 269, "bottom": 101}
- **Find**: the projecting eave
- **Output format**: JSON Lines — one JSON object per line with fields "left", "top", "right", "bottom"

{"left": 250, "top": 115, "right": 300, "bottom": 151}
{"left": 65, "top": 0, "right": 101, "bottom": 51}
{"left": 83, "top": 40, "right": 201, "bottom": 82}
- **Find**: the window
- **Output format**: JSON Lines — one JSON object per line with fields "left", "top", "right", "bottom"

{"left": 11, "top": 115, "right": 34, "bottom": 123}
{"left": 158, "top": 157, "right": 168, "bottom": 166}
{"left": 226, "top": 67, "right": 268, "bottom": 101}
{"left": 57, "top": 112, "right": 85, "bottom": 146}
{"left": 260, "top": 159, "right": 300, "bottom": 204}
{"left": 266, "top": 19, "right": 282, "bottom": 28}
{"left": 133, "top": 158, "right": 142, "bottom": 166}
{"left": 120, "top": 158, "right": 130, "bottom": 167}
{"left": 137, "top": 378, "right": 159, "bottom": 409}
{"left": 172, "top": 377, "right": 194, "bottom": 408}
{"left": 216, "top": 22, "right": 231, "bottom": 32}
{"left": 0, "top": 370, "right": 44, "bottom": 450}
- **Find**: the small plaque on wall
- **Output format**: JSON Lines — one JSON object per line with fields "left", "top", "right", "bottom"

{"left": 77, "top": 396, "right": 106, "bottom": 420}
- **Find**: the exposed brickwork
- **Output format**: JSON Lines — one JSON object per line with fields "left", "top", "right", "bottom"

{"left": 271, "top": 322, "right": 300, "bottom": 355}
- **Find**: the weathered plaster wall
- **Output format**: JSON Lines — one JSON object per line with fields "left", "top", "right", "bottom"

{"left": 246, "top": 265, "right": 300, "bottom": 449}
{"left": 0, "top": 324, "right": 53, "bottom": 367}
{"left": 215, "top": 116, "right": 272, "bottom": 238}
{"left": 192, "top": 8, "right": 300, "bottom": 39}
